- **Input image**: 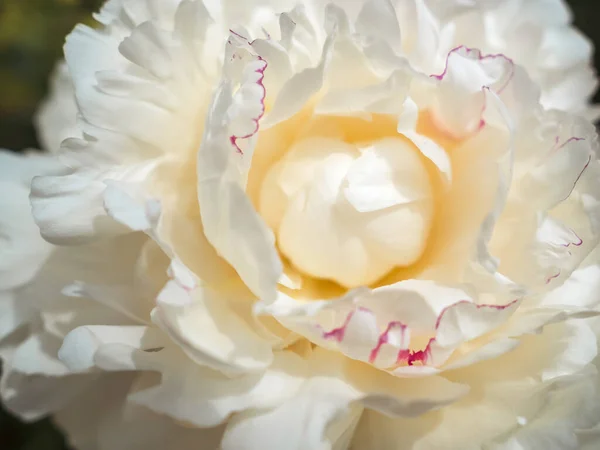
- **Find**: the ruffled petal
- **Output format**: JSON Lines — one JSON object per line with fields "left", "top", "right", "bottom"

{"left": 0, "top": 151, "right": 59, "bottom": 289}
{"left": 128, "top": 350, "right": 305, "bottom": 427}
{"left": 259, "top": 280, "right": 520, "bottom": 374}
{"left": 221, "top": 348, "right": 468, "bottom": 450}
{"left": 152, "top": 261, "right": 273, "bottom": 373}
{"left": 55, "top": 373, "right": 225, "bottom": 450}
{"left": 197, "top": 34, "right": 282, "bottom": 302}
{"left": 353, "top": 320, "right": 598, "bottom": 450}
{"left": 0, "top": 293, "right": 31, "bottom": 342}
{"left": 34, "top": 62, "right": 81, "bottom": 153}
{"left": 0, "top": 328, "right": 99, "bottom": 421}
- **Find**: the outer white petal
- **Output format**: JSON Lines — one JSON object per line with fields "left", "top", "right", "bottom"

{"left": 152, "top": 261, "right": 273, "bottom": 373}
{"left": 102, "top": 178, "right": 239, "bottom": 289}
{"left": 262, "top": 30, "right": 336, "bottom": 128}
{"left": 1, "top": 371, "right": 99, "bottom": 423}
{"left": 352, "top": 321, "right": 598, "bottom": 450}
{"left": 55, "top": 373, "right": 225, "bottom": 450}
{"left": 540, "top": 247, "right": 600, "bottom": 311}
{"left": 221, "top": 348, "right": 468, "bottom": 450}
{"left": 447, "top": 0, "right": 596, "bottom": 114}
{"left": 578, "top": 425, "right": 600, "bottom": 450}
{"left": 0, "top": 151, "right": 59, "bottom": 290}
{"left": 59, "top": 324, "right": 336, "bottom": 431}
{"left": 355, "top": 0, "right": 401, "bottom": 54}
{"left": 96, "top": 404, "right": 224, "bottom": 450}
{"left": 0, "top": 293, "right": 31, "bottom": 342}
{"left": 126, "top": 351, "right": 305, "bottom": 428}
{"left": 8, "top": 332, "right": 71, "bottom": 376}
{"left": 24, "top": 234, "right": 154, "bottom": 341}
{"left": 30, "top": 154, "right": 158, "bottom": 245}
{"left": 33, "top": 0, "right": 220, "bottom": 244}
{"left": 0, "top": 151, "right": 60, "bottom": 343}
{"left": 35, "top": 62, "right": 81, "bottom": 153}
{"left": 58, "top": 325, "right": 166, "bottom": 373}
{"left": 0, "top": 328, "right": 99, "bottom": 422}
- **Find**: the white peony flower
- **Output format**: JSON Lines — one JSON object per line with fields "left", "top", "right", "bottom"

{"left": 2, "top": 0, "right": 600, "bottom": 449}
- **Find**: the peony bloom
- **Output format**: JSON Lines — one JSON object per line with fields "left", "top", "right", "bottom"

{"left": 2, "top": 0, "right": 600, "bottom": 448}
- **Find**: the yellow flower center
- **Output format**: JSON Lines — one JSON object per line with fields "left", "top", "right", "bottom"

{"left": 256, "top": 114, "right": 437, "bottom": 289}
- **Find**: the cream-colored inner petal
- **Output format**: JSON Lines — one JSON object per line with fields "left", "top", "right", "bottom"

{"left": 260, "top": 136, "right": 434, "bottom": 288}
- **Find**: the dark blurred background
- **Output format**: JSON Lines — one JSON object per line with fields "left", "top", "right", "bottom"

{"left": 1, "top": 2, "right": 104, "bottom": 449}
{"left": 0, "top": 0, "right": 599, "bottom": 448}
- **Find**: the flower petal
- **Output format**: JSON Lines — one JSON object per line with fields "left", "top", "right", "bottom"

{"left": 430, "top": 46, "right": 515, "bottom": 137}
{"left": 0, "top": 293, "right": 32, "bottom": 342}
{"left": 55, "top": 373, "right": 226, "bottom": 450}
{"left": 0, "top": 151, "right": 58, "bottom": 289}
{"left": 221, "top": 348, "right": 468, "bottom": 450}
{"left": 0, "top": 328, "right": 99, "bottom": 421}
{"left": 153, "top": 262, "right": 273, "bottom": 373}
{"left": 128, "top": 350, "right": 306, "bottom": 427}
{"left": 197, "top": 37, "right": 281, "bottom": 302}
{"left": 262, "top": 31, "right": 336, "bottom": 128}
{"left": 355, "top": 0, "right": 401, "bottom": 53}
{"left": 35, "top": 62, "right": 81, "bottom": 153}
{"left": 58, "top": 325, "right": 166, "bottom": 373}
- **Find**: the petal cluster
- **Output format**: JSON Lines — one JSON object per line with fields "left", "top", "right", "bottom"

{"left": 1, "top": 0, "right": 600, "bottom": 449}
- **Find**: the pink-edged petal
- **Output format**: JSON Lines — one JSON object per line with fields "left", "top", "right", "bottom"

{"left": 197, "top": 36, "right": 281, "bottom": 303}
{"left": 443, "top": 337, "right": 521, "bottom": 371}
{"left": 354, "top": 318, "right": 599, "bottom": 450}
{"left": 518, "top": 135, "right": 593, "bottom": 211}
{"left": 430, "top": 46, "right": 515, "bottom": 137}
{"left": 260, "top": 279, "right": 520, "bottom": 373}
{"left": 434, "top": 298, "right": 521, "bottom": 348}
{"left": 541, "top": 255, "right": 600, "bottom": 311}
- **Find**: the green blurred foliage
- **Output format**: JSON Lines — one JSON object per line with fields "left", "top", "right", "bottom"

{"left": 0, "top": 0, "right": 102, "bottom": 150}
